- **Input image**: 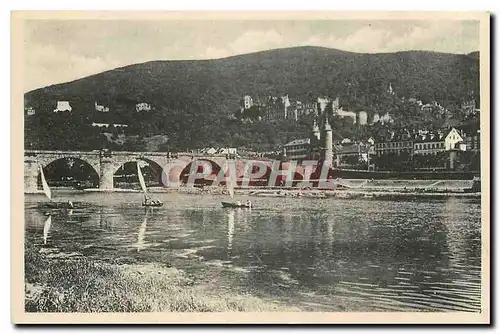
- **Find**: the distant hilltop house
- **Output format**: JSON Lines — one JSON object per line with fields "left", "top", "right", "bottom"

{"left": 136, "top": 102, "right": 152, "bottom": 112}
{"left": 53, "top": 101, "right": 72, "bottom": 113}
{"left": 240, "top": 95, "right": 254, "bottom": 112}
{"left": 91, "top": 122, "right": 128, "bottom": 128}
{"left": 95, "top": 101, "right": 109, "bottom": 113}
{"left": 25, "top": 106, "right": 36, "bottom": 116}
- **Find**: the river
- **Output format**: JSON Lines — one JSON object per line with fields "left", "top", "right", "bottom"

{"left": 24, "top": 192, "right": 482, "bottom": 312}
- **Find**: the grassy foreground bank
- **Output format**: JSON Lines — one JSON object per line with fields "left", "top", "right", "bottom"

{"left": 24, "top": 242, "right": 295, "bottom": 312}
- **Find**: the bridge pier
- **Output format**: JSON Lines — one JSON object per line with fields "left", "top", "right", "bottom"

{"left": 24, "top": 158, "right": 39, "bottom": 193}
{"left": 99, "top": 157, "right": 115, "bottom": 190}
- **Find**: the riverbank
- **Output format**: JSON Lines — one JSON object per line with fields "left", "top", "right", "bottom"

{"left": 25, "top": 179, "right": 480, "bottom": 199}
{"left": 24, "top": 242, "right": 298, "bottom": 312}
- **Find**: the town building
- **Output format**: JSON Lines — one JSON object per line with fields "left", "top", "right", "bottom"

{"left": 283, "top": 138, "right": 311, "bottom": 160}
{"left": 464, "top": 129, "right": 481, "bottom": 153}
{"left": 333, "top": 142, "right": 371, "bottom": 168}
{"left": 444, "top": 127, "right": 465, "bottom": 151}
{"left": 374, "top": 138, "right": 414, "bottom": 156}
{"left": 53, "top": 101, "right": 72, "bottom": 113}
{"left": 136, "top": 102, "right": 152, "bottom": 112}
{"left": 413, "top": 128, "right": 465, "bottom": 156}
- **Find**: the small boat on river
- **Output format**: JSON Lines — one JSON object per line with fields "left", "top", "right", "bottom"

{"left": 39, "top": 165, "right": 75, "bottom": 209}
{"left": 137, "top": 161, "right": 163, "bottom": 207}
{"left": 221, "top": 201, "right": 252, "bottom": 208}
{"left": 221, "top": 176, "right": 252, "bottom": 209}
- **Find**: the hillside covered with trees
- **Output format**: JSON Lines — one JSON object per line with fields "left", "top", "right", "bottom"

{"left": 24, "top": 46, "right": 480, "bottom": 151}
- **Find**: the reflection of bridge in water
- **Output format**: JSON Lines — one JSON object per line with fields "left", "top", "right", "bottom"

{"left": 25, "top": 150, "right": 334, "bottom": 192}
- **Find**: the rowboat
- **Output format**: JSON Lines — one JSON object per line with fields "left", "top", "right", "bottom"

{"left": 221, "top": 201, "right": 251, "bottom": 208}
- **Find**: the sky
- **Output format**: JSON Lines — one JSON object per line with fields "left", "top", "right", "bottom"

{"left": 22, "top": 19, "right": 480, "bottom": 92}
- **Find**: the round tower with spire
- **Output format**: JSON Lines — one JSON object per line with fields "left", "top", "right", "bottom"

{"left": 322, "top": 114, "right": 333, "bottom": 167}
{"left": 311, "top": 118, "right": 320, "bottom": 144}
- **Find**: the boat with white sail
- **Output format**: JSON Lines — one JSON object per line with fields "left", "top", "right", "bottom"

{"left": 137, "top": 161, "right": 163, "bottom": 207}
{"left": 221, "top": 175, "right": 252, "bottom": 208}
{"left": 39, "top": 165, "right": 74, "bottom": 209}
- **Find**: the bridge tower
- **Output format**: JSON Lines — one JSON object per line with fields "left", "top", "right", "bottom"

{"left": 322, "top": 115, "right": 333, "bottom": 167}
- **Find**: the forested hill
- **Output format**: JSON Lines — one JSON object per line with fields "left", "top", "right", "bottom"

{"left": 24, "top": 46, "right": 480, "bottom": 152}
{"left": 25, "top": 46, "right": 479, "bottom": 115}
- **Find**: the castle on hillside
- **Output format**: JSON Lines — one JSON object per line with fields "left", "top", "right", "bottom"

{"left": 283, "top": 106, "right": 333, "bottom": 167}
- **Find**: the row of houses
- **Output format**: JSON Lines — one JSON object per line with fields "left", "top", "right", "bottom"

{"left": 373, "top": 127, "right": 480, "bottom": 156}
{"left": 283, "top": 127, "right": 480, "bottom": 169}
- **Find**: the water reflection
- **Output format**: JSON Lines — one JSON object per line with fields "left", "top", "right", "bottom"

{"left": 24, "top": 194, "right": 482, "bottom": 312}
{"left": 136, "top": 212, "right": 148, "bottom": 252}
{"left": 227, "top": 209, "right": 234, "bottom": 252}
{"left": 43, "top": 215, "right": 52, "bottom": 245}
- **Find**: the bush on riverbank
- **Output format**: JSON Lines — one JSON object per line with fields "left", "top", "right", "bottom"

{"left": 24, "top": 243, "right": 286, "bottom": 312}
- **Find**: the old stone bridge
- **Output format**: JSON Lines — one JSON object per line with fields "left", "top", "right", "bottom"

{"left": 24, "top": 150, "right": 326, "bottom": 192}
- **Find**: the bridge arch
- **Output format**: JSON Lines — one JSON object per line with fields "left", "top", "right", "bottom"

{"left": 178, "top": 158, "right": 223, "bottom": 186}
{"left": 112, "top": 157, "right": 166, "bottom": 189}
{"left": 37, "top": 157, "right": 100, "bottom": 189}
